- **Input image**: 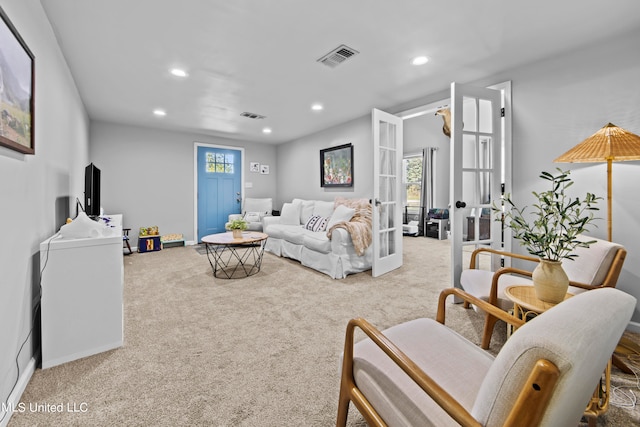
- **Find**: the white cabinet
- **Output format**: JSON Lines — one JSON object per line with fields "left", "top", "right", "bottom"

{"left": 40, "top": 215, "right": 124, "bottom": 369}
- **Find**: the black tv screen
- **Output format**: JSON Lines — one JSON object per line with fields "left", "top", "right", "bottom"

{"left": 84, "top": 163, "right": 101, "bottom": 217}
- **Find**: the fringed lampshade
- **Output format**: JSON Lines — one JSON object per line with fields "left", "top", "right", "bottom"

{"left": 555, "top": 123, "right": 640, "bottom": 240}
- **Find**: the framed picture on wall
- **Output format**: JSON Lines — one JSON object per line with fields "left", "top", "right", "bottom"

{"left": 0, "top": 6, "right": 35, "bottom": 155}
{"left": 320, "top": 143, "right": 353, "bottom": 187}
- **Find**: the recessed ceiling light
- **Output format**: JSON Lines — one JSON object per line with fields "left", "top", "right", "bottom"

{"left": 411, "top": 56, "right": 429, "bottom": 66}
{"left": 170, "top": 68, "right": 188, "bottom": 77}
{"left": 153, "top": 109, "right": 166, "bottom": 116}
{"left": 262, "top": 127, "right": 272, "bottom": 134}
{"left": 311, "top": 103, "right": 324, "bottom": 111}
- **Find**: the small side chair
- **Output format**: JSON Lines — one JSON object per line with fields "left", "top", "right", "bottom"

{"left": 336, "top": 287, "right": 635, "bottom": 427}
{"left": 123, "top": 228, "right": 133, "bottom": 255}
{"left": 226, "top": 197, "right": 273, "bottom": 231}
{"left": 460, "top": 234, "right": 626, "bottom": 349}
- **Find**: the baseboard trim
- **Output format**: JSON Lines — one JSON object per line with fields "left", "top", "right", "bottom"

{"left": 627, "top": 320, "right": 640, "bottom": 334}
{"left": 0, "top": 355, "right": 38, "bottom": 427}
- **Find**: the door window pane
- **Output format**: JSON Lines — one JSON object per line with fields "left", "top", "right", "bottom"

{"left": 206, "top": 151, "right": 235, "bottom": 174}
{"left": 462, "top": 96, "right": 477, "bottom": 132}
{"left": 479, "top": 99, "right": 493, "bottom": 134}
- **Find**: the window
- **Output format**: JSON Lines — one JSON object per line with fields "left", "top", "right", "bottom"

{"left": 206, "top": 152, "right": 234, "bottom": 173}
{"left": 403, "top": 156, "right": 422, "bottom": 222}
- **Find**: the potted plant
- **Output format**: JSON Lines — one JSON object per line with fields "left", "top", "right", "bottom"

{"left": 226, "top": 218, "right": 248, "bottom": 238}
{"left": 496, "top": 169, "right": 601, "bottom": 303}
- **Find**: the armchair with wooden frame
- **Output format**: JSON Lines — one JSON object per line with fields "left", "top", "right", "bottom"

{"left": 459, "top": 234, "right": 626, "bottom": 350}
{"left": 337, "top": 287, "right": 635, "bottom": 427}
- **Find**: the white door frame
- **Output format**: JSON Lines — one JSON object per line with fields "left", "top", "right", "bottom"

{"left": 396, "top": 81, "right": 513, "bottom": 268}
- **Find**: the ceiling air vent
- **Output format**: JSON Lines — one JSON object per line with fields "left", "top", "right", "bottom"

{"left": 240, "top": 112, "right": 266, "bottom": 119}
{"left": 317, "top": 44, "right": 359, "bottom": 68}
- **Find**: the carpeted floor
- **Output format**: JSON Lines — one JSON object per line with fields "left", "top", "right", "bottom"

{"left": 7, "top": 237, "right": 640, "bottom": 426}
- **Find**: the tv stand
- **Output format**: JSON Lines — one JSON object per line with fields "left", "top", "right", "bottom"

{"left": 39, "top": 214, "right": 124, "bottom": 369}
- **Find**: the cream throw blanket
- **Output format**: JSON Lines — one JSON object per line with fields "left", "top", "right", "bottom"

{"left": 326, "top": 197, "right": 372, "bottom": 256}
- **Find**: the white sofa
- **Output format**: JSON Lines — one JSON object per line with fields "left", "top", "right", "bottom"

{"left": 263, "top": 198, "right": 373, "bottom": 279}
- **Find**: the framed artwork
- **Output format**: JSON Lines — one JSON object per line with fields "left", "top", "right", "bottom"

{"left": 0, "top": 7, "right": 35, "bottom": 154}
{"left": 260, "top": 164, "right": 270, "bottom": 174}
{"left": 320, "top": 143, "right": 353, "bottom": 187}
{"left": 250, "top": 162, "right": 260, "bottom": 172}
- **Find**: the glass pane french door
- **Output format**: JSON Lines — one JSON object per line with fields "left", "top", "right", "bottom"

{"left": 450, "top": 83, "right": 502, "bottom": 288}
{"left": 372, "top": 108, "right": 403, "bottom": 277}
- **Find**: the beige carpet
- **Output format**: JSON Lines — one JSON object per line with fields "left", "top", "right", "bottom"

{"left": 8, "top": 237, "right": 640, "bottom": 426}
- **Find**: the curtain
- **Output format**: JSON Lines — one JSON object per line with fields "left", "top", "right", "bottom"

{"left": 418, "top": 147, "right": 437, "bottom": 236}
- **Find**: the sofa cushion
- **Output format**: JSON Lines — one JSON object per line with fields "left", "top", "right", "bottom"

{"left": 302, "top": 232, "right": 332, "bottom": 254}
{"left": 299, "top": 200, "right": 315, "bottom": 224}
{"left": 265, "top": 224, "right": 299, "bottom": 239}
{"left": 280, "top": 202, "right": 301, "bottom": 225}
{"left": 304, "top": 215, "right": 329, "bottom": 232}
{"left": 327, "top": 204, "right": 356, "bottom": 230}
{"left": 313, "top": 200, "right": 335, "bottom": 219}
{"left": 283, "top": 227, "right": 306, "bottom": 245}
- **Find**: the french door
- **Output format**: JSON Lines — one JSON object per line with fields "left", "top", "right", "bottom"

{"left": 450, "top": 83, "right": 503, "bottom": 288}
{"left": 372, "top": 108, "right": 403, "bottom": 277}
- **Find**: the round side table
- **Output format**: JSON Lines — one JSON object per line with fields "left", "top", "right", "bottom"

{"left": 504, "top": 285, "right": 573, "bottom": 323}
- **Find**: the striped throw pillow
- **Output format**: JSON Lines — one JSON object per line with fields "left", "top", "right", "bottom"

{"left": 304, "top": 215, "right": 329, "bottom": 232}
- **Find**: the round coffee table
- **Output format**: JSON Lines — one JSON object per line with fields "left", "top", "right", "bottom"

{"left": 201, "top": 231, "right": 268, "bottom": 279}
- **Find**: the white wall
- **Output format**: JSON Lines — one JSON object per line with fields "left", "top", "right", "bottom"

{"left": 0, "top": 0, "right": 89, "bottom": 422}
{"left": 89, "top": 121, "right": 277, "bottom": 243}
{"left": 275, "top": 28, "right": 640, "bottom": 328}
{"left": 404, "top": 113, "right": 450, "bottom": 209}
{"left": 274, "top": 115, "right": 372, "bottom": 210}
{"left": 486, "top": 29, "right": 640, "bottom": 328}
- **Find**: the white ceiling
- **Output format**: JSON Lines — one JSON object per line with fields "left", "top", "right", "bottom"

{"left": 40, "top": 0, "right": 640, "bottom": 144}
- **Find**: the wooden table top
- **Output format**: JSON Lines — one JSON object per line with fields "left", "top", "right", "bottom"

{"left": 201, "top": 231, "right": 268, "bottom": 245}
{"left": 504, "top": 285, "right": 573, "bottom": 314}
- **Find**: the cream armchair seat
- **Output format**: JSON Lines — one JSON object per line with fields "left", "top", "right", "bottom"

{"left": 460, "top": 234, "right": 626, "bottom": 349}
{"left": 226, "top": 197, "right": 273, "bottom": 231}
{"left": 337, "top": 287, "right": 635, "bottom": 427}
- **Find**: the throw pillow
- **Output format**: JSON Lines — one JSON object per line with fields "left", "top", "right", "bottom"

{"left": 313, "top": 200, "right": 335, "bottom": 219}
{"left": 243, "top": 212, "right": 262, "bottom": 223}
{"left": 280, "top": 202, "right": 301, "bottom": 225}
{"left": 326, "top": 204, "right": 356, "bottom": 230}
{"left": 304, "top": 215, "right": 329, "bottom": 232}
{"left": 300, "top": 200, "right": 315, "bottom": 225}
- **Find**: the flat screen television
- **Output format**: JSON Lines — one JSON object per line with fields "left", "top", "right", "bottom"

{"left": 84, "top": 163, "right": 101, "bottom": 218}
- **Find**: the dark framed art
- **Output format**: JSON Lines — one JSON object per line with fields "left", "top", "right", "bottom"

{"left": 320, "top": 143, "right": 353, "bottom": 187}
{"left": 0, "top": 6, "right": 35, "bottom": 155}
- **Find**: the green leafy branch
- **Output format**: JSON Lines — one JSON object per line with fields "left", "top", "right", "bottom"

{"left": 495, "top": 169, "right": 601, "bottom": 261}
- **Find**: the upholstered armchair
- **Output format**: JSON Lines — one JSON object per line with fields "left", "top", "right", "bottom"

{"left": 337, "top": 287, "right": 635, "bottom": 427}
{"left": 226, "top": 197, "right": 273, "bottom": 231}
{"left": 460, "top": 234, "right": 626, "bottom": 349}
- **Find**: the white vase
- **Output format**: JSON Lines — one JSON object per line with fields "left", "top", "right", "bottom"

{"left": 232, "top": 229, "right": 243, "bottom": 239}
{"left": 532, "top": 259, "right": 569, "bottom": 304}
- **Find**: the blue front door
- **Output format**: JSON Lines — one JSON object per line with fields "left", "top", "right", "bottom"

{"left": 197, "top": 146, "right": 242, "bottom": 242}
